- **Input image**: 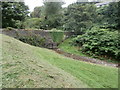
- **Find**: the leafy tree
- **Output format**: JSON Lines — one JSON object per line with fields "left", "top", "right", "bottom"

{"left": 30, "top": 6, "right": 44, "bottom": 18}
{"left": 63, "top": 3, "right": 97, "bottom": 34}
{"left": 118, "top": 1, "right": 120, "bottom": 30}
{"left": 2, "top": 2, "right": 29, "bottom": 28}
{"left": 0, "top": 1, "right": 2, "bottom": 28}
{"left": 43, "top": 0, "right": 63, "bottom": 17}
{"left": 24, "top": 18, "right": 42, "bottom": 29}
{"left": 41, "top": 0, "right": 64, "bottom": 29}
{"left": 97, "top": 2, "right": 120, "bottom": 30}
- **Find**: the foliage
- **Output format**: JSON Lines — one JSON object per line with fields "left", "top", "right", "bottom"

{"left": 40, "top": 14, "right": 64, "bottom": 30}
{"left": 63, "top": 3, "right": 97, "bottom": 33}
{"left": 6, "top": 27, "right": 14, "bottom": 31}
{"left": 30, "top": 6, "right": 44, "bottom": 18}
{"left": 41, "top": 0, "right": 64, "bottom": 29}
{"left": 18, "top": 35, "right": 46, "bottom": 47}
{"left": 43, "top": 0, "right": 64, "bottom": 17}
{"left": 97, "top": 2, "right": 120, "bottom": 30}
{"left": 72, "top": 27, "right": 120, "bottom": 60}
{"left": 24, "top": 18, "right": 42, "bottom": 29}
{"left": 0, "top": 2, "right": 1, "bottom": 28}
{"left": 59, "top": 37, "right": 119, "bottom": 63}
{"left": 2, "top": 2, "right": 29, "bottom": 28}
{"left": 50, "top": 28, "right": 64, "bottom": 43}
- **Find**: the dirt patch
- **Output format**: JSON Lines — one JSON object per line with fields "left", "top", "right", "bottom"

{"left": 53, "top": 49, "right": 118, "bottom": 68}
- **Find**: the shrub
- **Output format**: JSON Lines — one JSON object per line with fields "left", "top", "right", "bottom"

{"left": 15, "top": 20, "right": 25, "bottom": 29}
{"left": 6, "top": 27, "right": 14, "bottom": 31}
{"left": 72, "top": 27, "right": 120, "bottom": 60}
{"left": 18, "top": 35, "right": 46, "bottom": 47}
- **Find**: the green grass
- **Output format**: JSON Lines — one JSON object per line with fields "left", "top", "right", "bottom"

{"left": 1, "top": 34, "right": 86, "bottom": 88}
{"left": 59, "top": 38, "right": 87, "bottom": 56}
{"left": 59, "top": 38, "right": 119, "bottom": 63}
{"left": 1, "top": 34, "right": 118, "bottom": 88}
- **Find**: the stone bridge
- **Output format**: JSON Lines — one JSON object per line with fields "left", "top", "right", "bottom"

{"left": 2, "top": 29, "right": 77, "bottom": 49}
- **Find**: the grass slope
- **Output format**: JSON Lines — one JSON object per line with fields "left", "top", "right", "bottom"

{"left": 1, "top": 34, "right": 87, "bottom": 88}
{"left": 59, "top": 38, "right": 87, "bottom": 57}
{"left": 1, "top": 34, "right": 118, "bottom": 88}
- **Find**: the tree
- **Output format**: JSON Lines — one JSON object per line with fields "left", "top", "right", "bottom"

{"left": 63, "top": 3, "right": 97, "bottom": 33}
{"left": 43, "top": 0, "right": 63, "bottom": 17}
{"left": 118, "top": 1, "right": 120, "bottom": 30}
{"left": 24, "top": 18, "right": 42, "bottom": 29}
{"left": 0, "top": 1, "right": 2, "bottom": 28}
{"left": 97, "top": 2, "right": 120, "bottom": 29}
{"left": 30, "top": 6, "right": 44, "bottom": 18}
{"left": 41, "top": 0, "right": 64, "bottom": 29}
{"left": 104, "top": 2, "right": 119, "bottom": 29}
{"left": 2, "top": 2, "right": 29, "bottom": 28}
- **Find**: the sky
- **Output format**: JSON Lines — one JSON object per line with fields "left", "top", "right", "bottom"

{"left": 24, "top": 0, "right": 117, "bottom": 12}
{"left": 24, "top": 0, "right": 77, "bottom": 12}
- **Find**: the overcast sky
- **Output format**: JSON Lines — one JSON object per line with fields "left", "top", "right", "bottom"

{"left": 24, "top": 0, "right": 77, "bottom": 12}
{"left": 24, "top": 0, "right": 117, "bottom": 12}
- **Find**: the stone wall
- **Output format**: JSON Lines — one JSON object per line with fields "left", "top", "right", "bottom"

{"left": 1, "top": 29, "right": 76, "bottom": 49}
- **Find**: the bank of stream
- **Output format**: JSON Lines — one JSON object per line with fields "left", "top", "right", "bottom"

{"left": 53, "top": 48, "right": 118, "bottom": 67}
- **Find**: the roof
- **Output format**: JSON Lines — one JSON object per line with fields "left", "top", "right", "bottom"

{"left": 95, "top": 2, "right": 110, "bottom": 7}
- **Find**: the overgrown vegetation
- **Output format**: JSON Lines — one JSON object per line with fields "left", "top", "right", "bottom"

{"left": 18, "top": 35, "right": 46, "bottom": 47}
{"left": 72, "top": 27, "right": 120, "bottom": 61}
{"left": 6, "top": 27, "right": 15, "bottom": 31}
{"left": 50, "top": 28, "right": 64, "bottom": 44}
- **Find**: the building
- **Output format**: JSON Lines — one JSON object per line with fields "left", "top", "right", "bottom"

{"left": 95, "top": 2, "right": 110, "bottom": 7}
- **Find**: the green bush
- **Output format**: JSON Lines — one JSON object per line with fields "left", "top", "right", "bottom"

{"left": 18, "top": 35, "right": 46, "bottom": 47}
{"left": 15, "top": 20, "right": 25, "bottom": 29}
{"left": 72, "top": 27, "right": 120, "bottom": 60}
{"left": 6, "top": 27, "right": 14, "bottom": 31}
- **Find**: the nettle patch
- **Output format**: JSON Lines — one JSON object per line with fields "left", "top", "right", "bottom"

{"left": 18, "top": 35, "right": 46, "bottom": 47}
{"left": 72, "top": 27, "right": 120, "bottom": 61}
